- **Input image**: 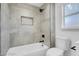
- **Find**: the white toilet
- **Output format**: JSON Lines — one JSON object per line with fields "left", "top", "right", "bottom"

{"left": 46, "top": 37, "right": 71, "bottom": 56}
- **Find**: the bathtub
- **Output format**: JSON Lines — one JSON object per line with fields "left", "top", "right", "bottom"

{"left": 6, "top": 43, "right": 49, "bottom": 56}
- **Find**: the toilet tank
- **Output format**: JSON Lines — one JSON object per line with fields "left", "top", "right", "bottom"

{"left": 56, "top": 37, "right": 71, "bottom": 51}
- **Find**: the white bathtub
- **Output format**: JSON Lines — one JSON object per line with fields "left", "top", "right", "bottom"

{"left": 6, "top": 43, "right": 49, "bottom": 56}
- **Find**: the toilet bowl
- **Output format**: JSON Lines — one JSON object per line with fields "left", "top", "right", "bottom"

{"left": 46, "top": 37, "right": 71, "bottom": 56}
{"left": 46, "top": 48, "right": 64, "bottom": 56}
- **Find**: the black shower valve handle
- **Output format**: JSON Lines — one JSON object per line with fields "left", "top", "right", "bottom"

{"left": 39, "top": 40, "right": 44, "bottom": 42}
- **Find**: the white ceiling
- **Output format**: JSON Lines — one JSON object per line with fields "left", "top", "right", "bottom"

{"left": 28, "top": 3, "right": 44, "bottom": 8}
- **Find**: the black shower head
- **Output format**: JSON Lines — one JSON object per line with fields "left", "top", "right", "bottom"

{"left": 39, "top": 9, "right": 44, "bottom": 12}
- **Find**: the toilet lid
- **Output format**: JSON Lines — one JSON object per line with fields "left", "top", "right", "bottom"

{"left": 46, "top": 48, "right": 64, "bottom": 56}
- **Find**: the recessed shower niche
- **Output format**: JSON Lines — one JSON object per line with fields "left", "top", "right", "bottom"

{"left": 21, "top": 16, "right": 33, "bottom": 25}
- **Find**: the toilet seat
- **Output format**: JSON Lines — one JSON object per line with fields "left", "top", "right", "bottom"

{"left": 46, "top": 48, "right": 64, "bottom": 56}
